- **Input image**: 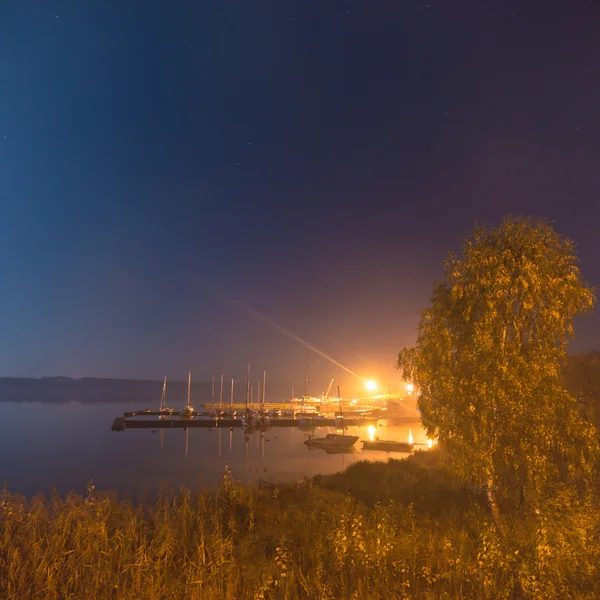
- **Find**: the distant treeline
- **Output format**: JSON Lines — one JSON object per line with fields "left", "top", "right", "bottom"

{"left": 2, "top": 354, "right": 600, "bottom": 417}
{"left": 0, "top": 377, "right": 288, "bottom": 405}
{"left": 0, "top": 377, "right": 202, "bottom": 404}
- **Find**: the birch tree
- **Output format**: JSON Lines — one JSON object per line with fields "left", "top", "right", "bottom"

{"left": 398, "top": 217, "right": 598, "bottom": 524}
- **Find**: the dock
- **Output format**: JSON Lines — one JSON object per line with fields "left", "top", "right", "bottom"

{"left": 112, "top": 416, "right": 377, "bottom": 432}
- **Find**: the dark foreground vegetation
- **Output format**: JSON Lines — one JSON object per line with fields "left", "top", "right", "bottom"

{"left": 1, "top": 450, "right": 599, "bottom": 600}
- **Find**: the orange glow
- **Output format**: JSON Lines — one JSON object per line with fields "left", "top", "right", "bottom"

{"left": 365, "top": 380, "right": 377, "bottom": 392}
{"left": 367, "top": 425, "right": 376, "bottom": 441}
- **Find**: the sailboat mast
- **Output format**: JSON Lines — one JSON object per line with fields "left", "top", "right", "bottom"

{"left": 160, "top": 376, "right": 167, "bottom": 410}
{"left": 231, "top": 378, "right": 234, "bottom": 408}
{"left": 263, "top": 370, "right": 266, "bottom": 411}
{"left": 338, "top": 385, "right": 344, "bottom": 430}
{"left": 211, "top": 375, "right": 215, "bottom": 404}
{"left": 219, "top": 374, "right": 224, "bottom": 410}
{"left": 187, "top": 370, "right": 191, "bottom": 407}
{"left": 246, "top": 363, "right": 250, "bottom": 413}
{"left": 325, "top": 378, "right": 334, "bottom": 399}
{"left": 303, "top": 364, "right": 309, "bottom": 411}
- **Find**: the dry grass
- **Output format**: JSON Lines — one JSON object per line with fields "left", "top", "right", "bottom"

{"left": 1, "top": 456, "right": 599, "bottom": 599}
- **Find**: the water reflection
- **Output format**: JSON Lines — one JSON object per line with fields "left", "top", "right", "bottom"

{"left": 367, "top": 424, "right": 376, "bottom": 441}
{"left": 0, "top": 402, "right": 426, "bottom": 497}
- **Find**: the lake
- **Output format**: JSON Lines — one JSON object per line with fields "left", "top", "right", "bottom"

{"left": 0, "top": 401, "right": 425, "bottom": 497}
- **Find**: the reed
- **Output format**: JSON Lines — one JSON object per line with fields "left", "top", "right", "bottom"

{"left": 1, "top": 454, "right": 598, "bottom": 599}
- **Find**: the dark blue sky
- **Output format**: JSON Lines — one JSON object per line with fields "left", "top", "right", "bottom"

{"left": 1, "top": 1, "right": 600, "bottom": 395}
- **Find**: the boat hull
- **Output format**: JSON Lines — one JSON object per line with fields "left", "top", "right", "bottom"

{"left": 361, "top": 440, "right": 414, "bottom": 452}
{"left": 304, "top": 434, "right": 359, "bottom": 449}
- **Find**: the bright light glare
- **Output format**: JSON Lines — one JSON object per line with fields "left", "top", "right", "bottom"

{"left": 365, "top": 380, "right": 377, "bottom": 392}
{"left": 408, "top": 429, "right": 414, "bottom": 445}
{"left": 367, "top": 425, "right": 376, "bottom": 442}
{"left": 427, "top": 439, "right": 433, "bottom": 449}
{"left": 405, "top": 383, "right": 415, "bottom": 394}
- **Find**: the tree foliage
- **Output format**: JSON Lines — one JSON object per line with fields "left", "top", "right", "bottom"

{"left": 398, "top": 217, "right": 599, "bottom": 511}
{"left": 561, "top": 352, "right": 600, "bottom": 431}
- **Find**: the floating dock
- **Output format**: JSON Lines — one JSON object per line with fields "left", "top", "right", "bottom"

{"left": 112, "top": 416, "right": 377, "bottom": 432}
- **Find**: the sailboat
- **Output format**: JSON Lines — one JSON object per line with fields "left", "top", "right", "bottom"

{"left": 158, "top": 377, "right": 173, "bottom": 417}
{"left": 180, "top": 370, "right": 194, "bottom": 419}
{"left": 304, "top": 387, "right": 358, "bottom": 450}
{"left": 304, "top": 432, "right": 359, "bottom": 450}
{"left": 361, "top": 429, "right": 415, "bottom": 452}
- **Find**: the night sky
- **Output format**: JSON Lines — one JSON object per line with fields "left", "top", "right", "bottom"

{"left": 2, "top": 1, "right": 600, "bottom": 396}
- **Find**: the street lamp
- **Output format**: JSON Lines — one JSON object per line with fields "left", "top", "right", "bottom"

{"left": 405, "top": 383, "right": 415, "bottom": 395}
{"left": 365, "top": 380, "right": 377, "bottom": 392}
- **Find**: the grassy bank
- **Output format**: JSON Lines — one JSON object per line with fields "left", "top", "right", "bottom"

{"left": 1, "top": 452, "right": 599, "bottom": 599}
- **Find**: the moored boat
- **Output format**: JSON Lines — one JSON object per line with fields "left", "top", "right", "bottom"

{"left": 361, "top": 439, "right": 414, "bottom": 452}
{"left": 304, "top": 433, "right": 359, "bottom": 449}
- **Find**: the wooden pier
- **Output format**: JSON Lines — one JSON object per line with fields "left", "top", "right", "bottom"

{"left": 124, "top": 404, "right": 319, "bottom": 417}
{"left": 112, "top": 416, "right": 377, "bottom": 432}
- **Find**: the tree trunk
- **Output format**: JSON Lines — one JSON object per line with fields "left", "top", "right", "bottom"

{"left": 486, "top": 477, "right": 505, "bottom": 536}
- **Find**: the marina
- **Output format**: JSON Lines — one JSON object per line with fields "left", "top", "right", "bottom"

{"left": 103, "top": 371, "right": 428, "bottom": 488}
{"left": 112, "top": 416, "right": 378, "bottom": 431}
{"left": 113, "top": 371, "right": 420, "bottom": 439}
{"left": 0, "top": 396, "right": 426, "bottom": 498}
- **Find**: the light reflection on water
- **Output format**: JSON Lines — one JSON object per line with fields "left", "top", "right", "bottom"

{"left": 0, "top": 402, "right": 425, "bottom": 497}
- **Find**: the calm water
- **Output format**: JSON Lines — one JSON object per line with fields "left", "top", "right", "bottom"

{"left": 0, "top": 402, "right": 425, "bottom": 497}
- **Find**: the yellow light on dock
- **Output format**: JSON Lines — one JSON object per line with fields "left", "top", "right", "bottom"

{"left": 365, "top": 380, "right": 377, "bottom": 392}
{"left": 408, "top": 429, "right": 413, "bottom": 445}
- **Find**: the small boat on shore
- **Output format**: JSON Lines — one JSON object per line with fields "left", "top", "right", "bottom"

{"left": 361, "top": 438, "right": 414, "bottom": 452}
